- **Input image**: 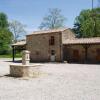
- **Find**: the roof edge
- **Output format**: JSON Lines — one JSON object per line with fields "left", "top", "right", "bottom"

{"left": 26, "top": 28, "right": 68, "bottom": 36}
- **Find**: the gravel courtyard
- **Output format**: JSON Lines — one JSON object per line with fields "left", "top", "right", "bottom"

{"left": 0, "top": 58, "right": 100, "bottom": 100}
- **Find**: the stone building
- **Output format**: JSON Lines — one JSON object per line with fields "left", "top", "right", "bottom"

{"left": 12, "top": 28, "right": 100, "bottom": 63}
{"left": 26, "top": 28, "right": 75, "bottom": 62}
{"left": 63, "top": 38, "right": 100, "bottom": 63}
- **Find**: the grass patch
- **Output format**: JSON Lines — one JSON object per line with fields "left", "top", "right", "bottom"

{"left": 0, "top": 54, "right": 12, "bottom": 58}
{"left": 0, "top": 53, "right": 22, "bottom": 58}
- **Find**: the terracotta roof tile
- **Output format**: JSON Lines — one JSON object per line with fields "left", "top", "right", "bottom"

{"left": 63, "top": 37, "right": 100, "bottom": 44}
{"left": 27, "top": 28, "right": 67, "bottom": 36}
{"left": 12, "top": 41, "right": 26, "bottom": 46}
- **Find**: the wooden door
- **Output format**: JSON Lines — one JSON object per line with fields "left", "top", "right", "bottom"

{"left": 96, "top": 49, "right": 100, "bottom": 62}
{"left": 73, "top": 50, "right": 80, "bottom": 62}
{"left": 50, "top": 50, "right": 56, "bottom": 62}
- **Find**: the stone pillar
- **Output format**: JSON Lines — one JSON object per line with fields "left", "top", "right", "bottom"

{"left": 22, "top": 50, "right": 30, "bottom": 65}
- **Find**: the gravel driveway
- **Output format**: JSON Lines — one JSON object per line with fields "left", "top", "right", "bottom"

{"left": 0, "top": 58, "right": 100, "bottom": 100}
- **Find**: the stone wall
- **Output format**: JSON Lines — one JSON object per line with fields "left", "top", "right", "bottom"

{"left": 63, "top": 44, "right": 100, "bottom": 63}
{"left": 63, "top": 45, "right": 85, "bottom": 62}
{"left": 88, "top": 45, "right": 100, "bottom": 63}
{"left": 62, "top": 29, "right": 75, "bottom": 43}
{"left": 26, "top": 33, "right": 62, "bottom": 62}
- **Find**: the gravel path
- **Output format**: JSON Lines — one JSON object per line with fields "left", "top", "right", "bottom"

{"left": 0, "top": 58, "right": 100, "bottom": 100}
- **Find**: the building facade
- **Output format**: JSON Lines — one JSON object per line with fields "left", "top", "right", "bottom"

{"left": 12, "top": 28, "right": 100, "bottom": 63}
{"left": 63, "top": 38, "right": 100, "bottom": 63}
{"left": 26, "top": 28, "right": 75, "bottom": 62}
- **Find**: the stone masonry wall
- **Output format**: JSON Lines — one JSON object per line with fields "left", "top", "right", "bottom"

{"left": 63, "top": 44, "right": 100, "bottom": 63}
{"left": 64, "top": 45, "right": 85, "bottom": 62}
{"left": 62, "top": 29, "right": 75, "bottom": 43}
{"left": 26, "top": 33, "right": 62, "bottom": 62}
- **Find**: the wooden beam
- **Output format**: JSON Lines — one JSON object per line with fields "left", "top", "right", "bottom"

{"left": 12, "top": 46, "right": 15, "bottom": 62}
{"left": 82, "top": 44, "right": 90, "bottom": 63}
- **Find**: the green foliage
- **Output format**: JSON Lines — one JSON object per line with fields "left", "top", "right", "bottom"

{"left": 0, "top": 29, "right": 13, "bottom": 54}
{"left": 0, "top": 12, "right": 13, "bottom": 55}
{"left": 73, "top": 8, "right": 100, "bottom": 38}
{"left": 39, "top": 8, "right": 66, "bottom": 30}
{"left": 0, "top": 12, "right": 8, "bottom": 29}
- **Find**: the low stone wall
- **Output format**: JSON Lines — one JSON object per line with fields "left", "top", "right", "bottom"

{"left": 10, "top": 64, "right": 41, "bottom": 77}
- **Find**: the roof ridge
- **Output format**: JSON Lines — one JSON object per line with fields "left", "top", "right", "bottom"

{"left": 27, "top": 28, "right": 68, "bottom": 36}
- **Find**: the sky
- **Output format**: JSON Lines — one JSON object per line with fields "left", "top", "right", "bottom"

{"left": 0, "top": 0, "right": 98, "bottom": 33}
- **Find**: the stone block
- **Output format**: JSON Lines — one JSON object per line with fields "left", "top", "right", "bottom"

{"left": 10, "top": 64, "right": 41, "bottom": 77}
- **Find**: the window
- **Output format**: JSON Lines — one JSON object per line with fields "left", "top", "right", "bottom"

{"left": 49, "top": 36, "right": 55, "bottom": 45}
{"left": 51, "top": 50, "right": 55, "bottom": 55}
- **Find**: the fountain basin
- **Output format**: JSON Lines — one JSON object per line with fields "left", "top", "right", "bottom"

{"left": 10, "top": 64, "right": 41, "bottom": 77}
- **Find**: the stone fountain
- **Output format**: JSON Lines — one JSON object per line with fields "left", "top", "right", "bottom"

{"left": 10, "top": 50, "right": 41, "bottom": 77}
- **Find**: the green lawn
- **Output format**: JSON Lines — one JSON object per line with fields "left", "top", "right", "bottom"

{"left": 0, "top": 54, "right": 12, "bottom": 58}
{"left": 0, "top": 53, "right": 22, "bottom": 58}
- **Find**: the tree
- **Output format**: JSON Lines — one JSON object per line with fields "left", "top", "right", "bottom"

{"left": 0, "top": 12, "right": 8, "bottom": 29}
{"left": 0, "top": 12, "right": 13, "bottom": 54}
{"left": 73, "top": 8, "right": 100, "bottom": 38}
{"left": 9, "top": 20, "right": 26, "bottom": 43}
{"left": 39, "top": 8, "right": 66, "bottom": 30}
{"left": 0, "top": 29, "right": 13, "bottom": 54}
